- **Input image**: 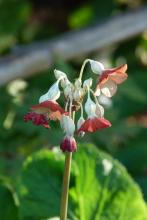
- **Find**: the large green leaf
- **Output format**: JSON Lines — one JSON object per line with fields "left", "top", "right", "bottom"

{"left": 18, "top": 145, "right": 147, "bottom": 220}
{"left": 70, "top": 144, "right": 147, "bottom": 220}
{"left": 0, "top": 178, "right": 18, "bottom": 220}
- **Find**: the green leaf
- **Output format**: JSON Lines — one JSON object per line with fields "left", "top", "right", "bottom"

{"left": 0, "top": 179, "right": 18, "bottom": 220}
{"left": 18, "top": 145, "right": 147, "bottom": 220}
{"left": 18, "top": 149, "right": 65, "bottom": 220}
{"left": 70, "top": 144, "right": 147, "bottom": 220}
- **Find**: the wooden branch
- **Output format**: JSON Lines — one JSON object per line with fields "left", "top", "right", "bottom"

{"left": 0, "top": 6, "right": 147, "bottom": 85}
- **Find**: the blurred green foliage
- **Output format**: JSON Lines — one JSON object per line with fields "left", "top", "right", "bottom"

{"left": 0, "top": 0, "right": 147, "bottom": 219}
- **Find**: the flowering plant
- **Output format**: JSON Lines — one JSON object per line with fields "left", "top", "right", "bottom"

{"left": 24, "top": 59, "right": 128, "bottom": 220}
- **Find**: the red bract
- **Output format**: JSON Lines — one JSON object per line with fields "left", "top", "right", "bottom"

{"left": 31, "top": 100, "right": 68, "bottom": 121}
{"left": 60, "top": 136, "right": 77, "bottom": 152}
{"left": 77, "top": 117, "right": 111, "bottom": 134}
{"left": 24, "top": 112, "right": 49, "bottom": 128}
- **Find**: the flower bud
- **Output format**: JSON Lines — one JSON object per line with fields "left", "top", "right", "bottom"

{"left": 89, "top": 60, "right": 104, "bottom": 74}
{"left": 73, "top": 88, "right": 84, "bottom": 102}
{"left": 83, "top": 78, "right": 93, "bottom": 89}
{"left": 75, "top": 78, "right": 82, "bottom": 88}
{"left": 85, "top": 96, "right": 96, "bottom": 118}
{"left": 60, "top": 136, "right": 77, "bottom": 152}
{"left": 60, "top": 115, "right": 75, "bottom": 136}
{"left": 39, "top": 81, "right": 60, "bottom": 103}
{"left": 54, "top": 69, "right": 67, "bottom": 80}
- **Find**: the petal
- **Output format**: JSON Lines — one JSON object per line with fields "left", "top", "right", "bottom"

{"left": 99, "top": 64, "right": 128, "bottom": 85}
{"left": 110, "top": 71, "right": 128, "bottom": 84}
{"left": 89, "top": 60, "right": 104, "bottom": 74}
{"left": 60, "top": 115, "right": 75, "bottom": 136}
{"left": 30, "top": 101, "right": 68, "bottom": 123}
{"left": 24, "top": 112, "right": 49, "bottom": 128}
{"left": 39, "top": 81, "right": 60, "bottom": 103}
{"left": 101, "top": 79, "right": 117, "bottom": 97}
{"left": 48, "top": 111, "right": 62, "bottom": 121}
{"left": 85, "top": 96, "right": 96, "bottom": 118}
{"left": 94, "top": 84, "right": 101, "bottom": 96}
{"left": 31, "top": 100, "right": 67, "bottom": 120}
{"left": 77, "top": 117, "right": 111, "bottom": 134}
{"left": 95, "top": 103, "right": 104, "bottom": 117}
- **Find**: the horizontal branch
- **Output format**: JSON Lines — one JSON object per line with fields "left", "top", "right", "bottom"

{"left": 0, "top": 6, "right": 147, "bottom": 85}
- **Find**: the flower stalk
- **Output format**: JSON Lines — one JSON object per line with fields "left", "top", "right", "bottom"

{"left": 60, "top": 152, "right": 72, "bottom": 220}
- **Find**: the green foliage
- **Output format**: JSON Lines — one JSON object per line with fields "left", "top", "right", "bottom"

{"left": 0, "top": 177, "right": 18, "bottom": 220}
{"left": 18, "top": 144, "right": 147, "bottom": 220}
{"left": 0, "top": 0, "right": 30, "bottom": 52}
{"left": 18, "top": 149, "right": 64, "bottom": 219}
{"left": 68, "top": 5, "right": 93, "bottom": 29}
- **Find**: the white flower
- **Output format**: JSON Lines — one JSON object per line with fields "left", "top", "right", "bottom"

{"left": 83, "top": 78, "right": 93, "bottom": 89}
{"left": 89, "top": 60, "right": 104, "bottom": 74}
{"left": 39, "top": 81, "right": 60, "bottom": 103}
{"left": 98, "top": 95, "right": 112, "bottom": 108}
{"left": 60, "top": 115, "right": 75, "bottom": 136}
{"left": 54, "top": 69, "right": 67, "bottom": 80}
{"left": 85, "top": 96, "right": 96, "bottom": 118}
{"left": 102, "top": 159, "right": 113, "bottom": 176}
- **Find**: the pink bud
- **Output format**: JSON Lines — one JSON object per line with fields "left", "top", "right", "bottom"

{"left": 60, "top": 136, "right": 77, "bottom": 152}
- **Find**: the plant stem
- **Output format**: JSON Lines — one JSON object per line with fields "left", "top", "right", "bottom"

{"left": 60, "top": 152, "right": 72, "bottom": 220}
{"left": 79, "top": 59, "right": 89, "bottom": 80}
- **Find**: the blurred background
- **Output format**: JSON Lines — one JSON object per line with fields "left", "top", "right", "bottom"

{"left": 0, "top": 0, "right": 147, "bottom": 216}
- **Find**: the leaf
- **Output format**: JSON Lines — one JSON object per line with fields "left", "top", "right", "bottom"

{"left": 70, "top": 144, "right": 147, "bottom": 220}
{"left": 18, "top": 148, "right": 65, "bottom": 220}
{"left": 0, "top": 179, "right": 19, "bottom": 220}
{"left": 18, "top": 144, "right": 147, "bottom": 220}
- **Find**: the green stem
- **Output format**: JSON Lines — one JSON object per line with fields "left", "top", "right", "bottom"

{"left": 60, "top": 152, "right": 72, "bottom": 220}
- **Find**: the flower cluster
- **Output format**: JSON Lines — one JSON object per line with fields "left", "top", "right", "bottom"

{"left": 24, "top": 59, "right": 128, "bottom": 153}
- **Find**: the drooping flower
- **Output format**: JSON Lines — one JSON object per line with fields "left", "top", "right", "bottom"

{"left": 77, "top": 117, "right": 111, "bottom": 134}
{"left": 77, "top": 94, "right": 111, "bottom": 134}
{"left": 39, "top": 81, "right": 61, "bottom": 103}
{"left": 60, "top": 114, "right": 77, "bottom": 152}
{"left": 24, "top": 100, "right": 68, "bottom": 128}
{"left": 31, "top": 100, "right": 67, "bottom": 121}
{"left": 94, "top": 63, "right": 128, "bottom": 97}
